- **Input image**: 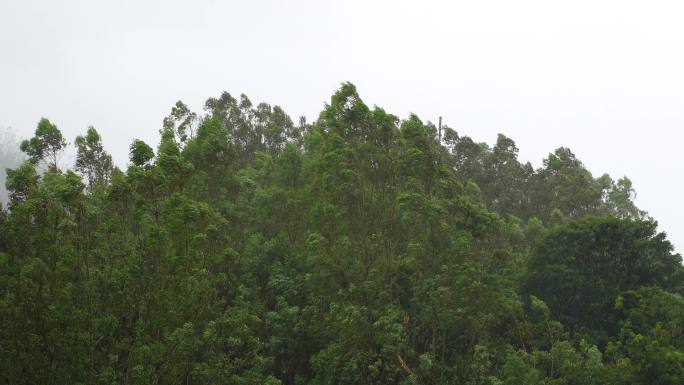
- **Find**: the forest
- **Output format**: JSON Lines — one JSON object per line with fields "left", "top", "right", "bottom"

{"left": 1, "top": 83, "right": 682, "bottom": 385}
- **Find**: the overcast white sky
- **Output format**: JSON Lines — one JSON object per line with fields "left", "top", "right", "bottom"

{"left": 1, "top": 0, "right": 683, "bottom": 251}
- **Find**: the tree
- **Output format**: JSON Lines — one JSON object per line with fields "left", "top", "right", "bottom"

{"left": 4, "top": 161, "right": 39, "bottom": 208}
{"left": 163, "top": 100, "right": 197, "bottom": 146}
{"left": 20, "top": 118, "right": 67, "bottom": 171}
{"left": 129, "top": 139, "right": 155, "bottom": 167}
{"left": 606, "top": 287, "right": 684, "bottom": 384}
{"left": 524, "top": 216, "right": 683, "bottom": 336}
{"left": 75, "top": 126, "right": 114, "bottom": 189}
{"left": 601, "top": 176, "right": 647, "bottom": 220}
{"left": 479, "top": 134, "right": 532, "bottom": 217}
{"left": 529, "top": 147, "right": 604, "bottom": 221}
{"left": 0, "top": 84, "right": 675, "bottom": 384}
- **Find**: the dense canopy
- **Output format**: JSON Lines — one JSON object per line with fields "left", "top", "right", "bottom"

{"left": 1, "top": 83, "right": 682, "bottom": 385}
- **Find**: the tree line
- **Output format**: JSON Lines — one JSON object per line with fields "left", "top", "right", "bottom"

{"left": 1, "top": 83, "right": 682, "bottom": 384}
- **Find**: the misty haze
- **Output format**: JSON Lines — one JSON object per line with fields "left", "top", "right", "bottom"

{"left": 1, "top": 1, "right": 683, "bottom": 384}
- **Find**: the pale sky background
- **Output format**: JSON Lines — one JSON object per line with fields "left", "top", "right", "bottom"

{"left": 1, "top": 0, "right": 683, "bottom": 251}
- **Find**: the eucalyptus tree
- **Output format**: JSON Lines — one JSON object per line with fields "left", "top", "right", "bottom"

{"left": 74, "top": 126, "right": 113, "bottom": 189}
{"left": 20, "top": 118, "right": 67, "bottom": 172}
{"left": 0, "top": 83, "right": 676, "bottom": 385}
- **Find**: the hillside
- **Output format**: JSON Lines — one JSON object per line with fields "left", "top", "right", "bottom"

{"left": 1, "top": 83, "right": 682, "bottom": 385}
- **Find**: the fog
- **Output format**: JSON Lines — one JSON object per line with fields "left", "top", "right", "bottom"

{"left": 0, "top": 128, "right": 23, "bottom": 204}
{"left": 1, "top": 0, "right": 683, "bottom": 250}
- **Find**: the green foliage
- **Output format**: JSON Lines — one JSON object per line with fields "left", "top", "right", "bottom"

{"left": 20, "top": 117, "right": 67, "bottom": 171}
{"left": 0, "top": 84, "right": 678, "bottom": 384}
{"left": 75, "top": 126, "right": 114, "bottom": 189}
{"left": 447, "top": 135, "right": 647, "bottom": 224}
{"left": 605, "top": 287, "right": 684, "bottom": 384}
{"left": 524, "top": 217, "right": 682, "bottom": 337}
{"left": 163, "top": 100, "right": 197, "bottom": 145}
{"left": 5, "top": 160, "right": 39, "bottom": 207}
{"left": 129, "top": 139, "right": 155, "bottom": 167}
